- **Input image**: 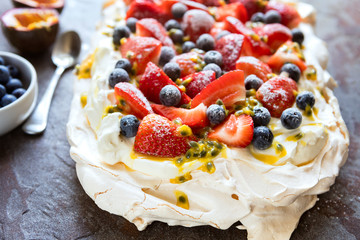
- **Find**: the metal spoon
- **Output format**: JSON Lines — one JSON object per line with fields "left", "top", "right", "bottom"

{"left": 22, "top": 31, "right": 81, "bottom": 135}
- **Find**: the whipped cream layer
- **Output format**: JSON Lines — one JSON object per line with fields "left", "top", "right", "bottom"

{"left": 67, "top": 1, "right": 349, "bottom": 239}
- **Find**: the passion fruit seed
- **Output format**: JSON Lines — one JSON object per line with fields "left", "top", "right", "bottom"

{"left": 210, "top": 149, "right": 220, "bottom": 157}
{"left": 176, "top": 157, "right": 184, "bottom": 166}
{"left": 178, "top": 125, "right": 192, "bottom": 136}
{"left": 206, "top": 161, "right": 215, "bottom": 173}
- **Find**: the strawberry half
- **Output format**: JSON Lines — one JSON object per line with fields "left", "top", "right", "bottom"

{"left": 230, "top": 0, "right": 267, "bottom": 20}
{"left": 256, "top": 76, "right": 298, "bottom": 118}
{"left": 159, "top": 0, "right": 208, "bottom": 14}
{"left": 265, "top": 1, "right": 301, "bottom": 29}
{"left": 236, "top": 56, "right": 272, "bottom": 82}
{"left": 182, "top": 9, "right": 215, "bottom": 42}
{"left": 139, "top": 62, "right": 191, "bottom": 105}
{"left": 215, "top": 3, "right": 248, "bottom": 23}
{"left": 114, "top": 82, "right": 153, "bottom": 119}
{"left": 183, "top": 70, "right": 216, "bottom": 98}
{"left": 170, "top": 51, "right": 204, "bottom": 78}
{"left": 208, "top": 114, "right": 254, "bottom": 148}
{"left": 191, "top": 70, "right": 245, "bottom": 108}
{"left": 126, "top": 0, "right": 171, "bottom": 24}
{"left": 151, "top": 103, "right": 208, "bottom": 128}
{"left": 254, "top": 23, "right": 292, "bottom": 51}
{"left": 136, "top": 18, "right": 174, "bottom": 47}
{"left": 134, "top": 114, "right": 194, "bottom": 157}
{"left": 215, "top": 33, "right": 246, "bottom": 71}
{"left": 120, "top": 36, "right": 161, "bottom": 75}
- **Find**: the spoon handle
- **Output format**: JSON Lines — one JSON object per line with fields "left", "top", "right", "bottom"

{"left": 22, "top": 66, "right": 65, "bottom": 135}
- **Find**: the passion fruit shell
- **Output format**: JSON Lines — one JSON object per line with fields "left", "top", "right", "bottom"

{"left": 1, "top": 8, "right": 59, "bottom": 54}
{"left": 12, "top": 0, "right": 65, "bottom": 13}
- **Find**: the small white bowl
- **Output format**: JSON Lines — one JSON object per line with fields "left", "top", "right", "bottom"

{"left": 0, "top": 51, "right": 38, "bottom": 136}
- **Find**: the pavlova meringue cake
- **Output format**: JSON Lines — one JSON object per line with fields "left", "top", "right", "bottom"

{"left": 67, "top": 0, "right": 349, "bottom": 239}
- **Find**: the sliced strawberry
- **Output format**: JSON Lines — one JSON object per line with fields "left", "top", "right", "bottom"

{"left": 184, "top": 70, "right": 216, "bottom": 98}
{"left": 120, "top": 36, "right": 161, "bottom": 75}
{"left": 254, "top": 23, "right": 292, "bottom": 51}
{"left": 114, "top": 82, "right": 153, "bottom": 119}
{"left": 191, "top": 70, "right": 245, "bottom": 108}
{"left": 215, "top": 3, "right": 248, "bottom": 23}
{"left": 215, "top": 33, "right": 246, "bottom": 71}
{"left": 139, "top": 62, "right": 191, "bottom": 105}
{"left": 159, "top": 0, "right": 208, "bottom": 14}
{"left": 126, "top": 0, "right": 171, "bottom": 24}
{"left": 208, "top": 114, "right": 254, "bottom": 148}
{"left": 265, "top": 1, "right": 301, "bottom": 29}
{"left": 210, "top": 22, "right": 225, "bottom": 39}
{"left": 224, "top": 16, "right": 253, "bottom": 36}
{"left": 229, "top": 0, "right": 267, "bottom": 20}
{"left": 151, "top": 103, "right": 208, "bottom": 128}
{"left": 134, "top": 114, "right": 194, "bottom": 157}
{"left": 236, "top": 56, "right": 272, "bottom": 82}
{"left": 194, "top": 0, "right": 221, "bottom": 7}
{"left": 136, "top": 18, "right": 174, "bottom": 47}
{"left": 182, "top": 9, "right": 215, "bottom": 42}
{"left": 170, "top": 51, "right": 204, "bottom": 78}
{"left": 256, "top": 76, "right": 298, "bottom": 118}
{"left": 267, "top": 41, "right": 307, "bottom": 73}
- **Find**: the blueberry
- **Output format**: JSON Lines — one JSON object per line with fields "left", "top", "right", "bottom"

{"left": 280, "top": 63, "right": 301, "bottom": 82}
{"left": 196, "top": 34, "right": 215, "bottom": 52}
{"left": 159, "top": 46, "right": 176, "bottom": 66}
{"left": 108, "top": 68, "right": 130, "bottom": 88}
{"left": 115, "top": 58, "right": 132, "bottom": 73}
{"left": 245, "top": 75, "right": 263, "bottom": 90}
{"left": 265, "top": 10, "right": 282, "bottom": 24}
{"left": 159, "top": 85, "right": 181, "bottom": 106}
{"left": 163, "top": 62, "right": 181, "bottom": 81}
{"left": 120, "top": 115, "right": 140, "bottom": 138}
{"left": 203, "top": 63, "right": 222, "bottom": 78}
{"left": 7, "top": 65, "right": 20, "bottom": 78}
{"left": 1, "top": 94, "right": 17, "bottom": 107}
{"left": 113, "top": 25, "right": 131, "bottom": 45}
{"left": 170, "top": 29, "right": 184, "bottom": 44}
{"left": 281, "top": 108, "right": 302, "bottom": 129}
{"left": 171, "top": 2, "right": 188, "bottom": 19}
{"left": 252, "top": 126, "right": 274, "bottom": 150}
{"left": 216, "top": 30, "right": 231, "bottom": 40}
{"left": 126, "top": 17, "right": 138, "bottom": 33}
{"left": 252, "top": 107, "right": 271, "bottom": 127}
{"left": 251, "top": 12, "right": 265, "bottom": 23}
{"left": 296, "top": 91, "right": 315, "bottom": 110}
{"left": 206, "top": 104, "right": 226, "bottom": 125}
{"left": 6, "top": 78, "right": 23, "bottom": 93}
{"left": 165, "top": 19, "right": 181, "bottom": 31}
{"left": 0, "top": 84, "right": 5, "bottom": 99}
{"left": 0, "top": 57, "right": 4, "bottom": 65}
{"left": 12, "top": 88, "right": 26, "bottom": 98}
{"left": 204, "top": 50, "right": 223, "bottom": 67}
{"left": 0, "top": 65, "right": 10, "bottom": 85}
{"left": 182, "top": 41, "right": 196, "bottom": 53}
{"left": 292, "top": 28, "right": 304, "bottom": 46}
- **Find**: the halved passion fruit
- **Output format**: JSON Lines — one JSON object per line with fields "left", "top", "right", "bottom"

{"left": 1, "top": 8, "right": 59, "bottom": 54}
{"left": 12, "top": 0, "right": 65, "bottom": 13}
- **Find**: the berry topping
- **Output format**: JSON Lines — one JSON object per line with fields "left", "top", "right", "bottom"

{"left": 204, "top": 50, "right": 223, "bottom": 67}
{"left": 252, "top": 126, "right": 274, "bottom": 150}
{"left": 159, "top": 46, "right": 176, "bottom": 67}
{"left": 163, "top": 62, "right": 181, "bottom": 82}
{"left": 108, "top": 68, "right": 130, "bottom": 88}
{"left": 134, "top": 114, "right": 194, "bottom": 157}
{"left": 126, "top": 17, "right": 138, "bottom": 33}
{"left": 120, "top": 115, "right": 140, "bottom": 138}
{"left": 115, "top": 58, "right": 132, "bottom": 73}
{"left": 281, "top": 108, "right": 302, "bottom": 129}
{"left": 182, "top": 41, "right": 196, "bottom": 53}
{"left": 215, "top": 33, "right": 246, "bottom": 71}
{"left": 0, "top": 65, "right": 10, "bottom": 85}
{"left": 291, "top": 28, "right": 305, "bottom": 46}
{"left": 192, "top": 70, "right": 245, "bottom": 108}
{"left": 136, "top": 18, "right": 174, "bottom": 47}
{"left": 264, "top": 10, "right": 282, "bottom": 24}
{"left": 113, "top": 25, "right": 131, "bottom": 46}
{"left": 280, "top": 63, "right": 301, "bottom": 82}
{"left": 196, "top": 34, "right": 215, "bottom": 52}
{"left": 0, "top": 84, "right": 6, "bottom": 99}
{"left": 7, "top": 65, "right": 20, "bottom": 78}
{"left": 236, "top": 56, "right": 272, "bottom": 82}
{"left": 159, "top": 85, "right": 182, "bottom": 107}
{"left": 206, "top": 104, "right": 226, "bottom": 125}
{"left": 203, "top": 63, "right": 222, "bottom": 78}
{"left": 256, "top": 76, "right": 298, "bottom": 118}
{"left": 184, "top": 70, "right": 216, "bottom": 98}
{"left": 152, "top": 103, "right": 208, "bottom": 128}
{"left": 255, "top": 23, "right": 292, "bottom": 51}
{"left": 6, "top": 78, "right": 23, "bottom": 93}
{"left": 208, "top": 114, "right": 254, "bottom": 148}
{"left": 183, "top": 10, "right": 214, "bottom": 42}
{"left": 114, "top": 82, "right": 153, "bottom": 119}
{"left": 171, "top": 51, "right": 204, "bottom": 77}
{"left": 169, "top": 28, "right": 184, "bottom": 44}
{"left": 251, "top": 12, "right": 265, "bottom": 23}
{"left": 244, "top": 74, "right": 263, "bottom": 90}
{"left": 296, "top": 91, "right": 315, "bottom": 110}
{"left": 252, "top": 107, "right": 271, "bottom": 127}
{"left": 12, "top": 88, "right": 26, "bottom": 98}
{"left": 171, "top": 2, "right": 188, "bottom": 19}
{"left": 216, "top": 2, "right": 248, "bottom": 23}
{"left": 165, "top": 19, "right": 181, "bottom": 31}
{"left": 265, "top": 1, "right": 301, "bottom": 28}
{"left": 1, "top": 94, "right": 16, "bottom": 107}
{"left": 126, "top": 0, "right": 171, "bottom": 24}
{"left": 236, "top": 0, "right": 267, "bottom": 19}
{"left": 216, "top": 30, "right": 231, "bottom": 40}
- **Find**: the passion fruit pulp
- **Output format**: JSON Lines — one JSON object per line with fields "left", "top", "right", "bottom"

{"left": 1, "top": 8, "right": 59, "bottom": 54}
{"left": 12, "top": 0, "right": 65, "bottom": 13}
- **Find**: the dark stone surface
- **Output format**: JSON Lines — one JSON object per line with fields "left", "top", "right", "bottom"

{"left": 0, "top": 0, "right": 359, "bottom": 239}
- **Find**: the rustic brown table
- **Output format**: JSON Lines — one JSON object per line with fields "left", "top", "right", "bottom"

{"left": 0, "top": 0, "right": 359, "bottom": 239}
